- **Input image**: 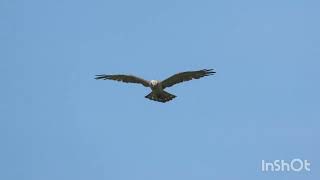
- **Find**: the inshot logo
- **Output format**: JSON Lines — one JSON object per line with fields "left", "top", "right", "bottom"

{"left": 261, "top": 159, "right": 311, "bottom": 172}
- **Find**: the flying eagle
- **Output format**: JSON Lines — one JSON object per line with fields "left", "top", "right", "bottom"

{"left": 95, "top": 69, "right": 215, "bottom": 103}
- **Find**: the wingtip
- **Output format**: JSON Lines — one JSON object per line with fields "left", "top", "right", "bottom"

{"left": 203, "top": 69, "right": 216, "bottom": 75}
{"left": 94, "top": 74, "right": 112, "bottom": 80}
{"left": 94, "top": 74, "right": 108, "bottom": 80}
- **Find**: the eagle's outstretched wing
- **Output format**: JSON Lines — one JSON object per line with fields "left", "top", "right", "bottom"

{"left": 161, "top": 69, "right": 215, "bottom": 89}
{"left": 95, "top": 74, "right": 150, "bottom": 87}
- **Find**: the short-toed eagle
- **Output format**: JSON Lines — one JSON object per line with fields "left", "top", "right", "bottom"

{"left": 95, "top": 69, "right": 215, "bottom": 103}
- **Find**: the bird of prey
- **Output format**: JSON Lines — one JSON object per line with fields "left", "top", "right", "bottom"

{"left": 95, "top": 69, "right": 215, "bottom": 103}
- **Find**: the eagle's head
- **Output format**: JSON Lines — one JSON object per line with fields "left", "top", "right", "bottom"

{"left": 150, "top": 80, "right": 158, "bottom": 87}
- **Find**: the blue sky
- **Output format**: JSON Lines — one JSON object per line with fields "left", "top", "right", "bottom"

{"left": 1, "top": 0, "right": 319, "bottom": 179}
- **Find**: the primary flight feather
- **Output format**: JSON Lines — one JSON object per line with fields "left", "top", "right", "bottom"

{"left": 95, "top": 69, "right": 215, "bottom": 103}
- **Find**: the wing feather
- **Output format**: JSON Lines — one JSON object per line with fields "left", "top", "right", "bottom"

{"left": 95, "top": 74, "right": 150, "bottom": 87}
{"left": 161, "top": 69, "right": 215, "bottom": 88}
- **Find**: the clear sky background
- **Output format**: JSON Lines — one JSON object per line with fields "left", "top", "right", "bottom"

{"left": 1, "top": 0, "right": 319, "bottom": 179}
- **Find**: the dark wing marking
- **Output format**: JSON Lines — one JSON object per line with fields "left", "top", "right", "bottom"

{"left": 161, "top": 69, "right": 215, "bottom": 88}
{"left": 95, "top": 74, "right": 150, "bottom": 87}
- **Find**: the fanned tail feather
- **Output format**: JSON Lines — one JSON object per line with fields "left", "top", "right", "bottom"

{"left": 145, "top": 91, "right": 176, "bottom": 103}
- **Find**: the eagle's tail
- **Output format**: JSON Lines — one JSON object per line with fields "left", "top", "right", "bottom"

{"left": 145, "top": 91, "right": 176, "bottom": 103}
